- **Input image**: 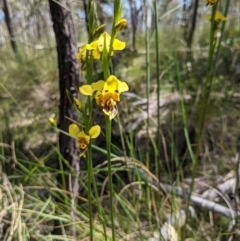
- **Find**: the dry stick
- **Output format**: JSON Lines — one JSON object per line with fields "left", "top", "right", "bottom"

{"left": 146, "top": 174, "right": 240, "bottom": 219}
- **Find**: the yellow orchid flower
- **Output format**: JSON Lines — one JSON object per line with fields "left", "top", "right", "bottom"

{"left": 86, "top": 32, "right": 125, "bottom": 59}
{"left": 79, "top": 75, "right": 129, "bottom": 120}
{"left": 206, "top": 10, "right": 227, "bottom": 23}
{"left": 100, "top": 76, "right": 128, "bottom": 119}
{"left": 69, "top": 124, "right": 101, "bottom": 157}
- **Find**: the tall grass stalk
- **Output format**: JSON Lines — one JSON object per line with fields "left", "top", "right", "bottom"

{"left": 143, "top": 0, "right": 150, "bottom": 170}
{"left": 154, "top": 0, "right": 160, "bottom": 168}
{"left": 153, "top": 4, "right": 161, "bottom": 226}
{"left": 102, "top": 19, "right": 115, "bottom": 240}
{"left": 85, "top": 47, "right": 94, "bottom": 240}
{"left": 213, "top": 0, "right": 231, "bottom": 70}
{"left": 196, "top": 3, "right": 218, "bottom": 154}
{"left": 177, "top": 63, "right": 195, "bottom": 180}
{"left": 86, "top": 149, "right": 93, "bottom": 240}
{"left": 56, "top": 126, "right": 67, "bottom": 205}
{"left": 84, "top": 3, "right": 108, "bottom": 239}
{"left": 143, "top": 0, "right": 151, "bottom": 228}
{"left": 85, "top": 55, "right": 107, "bottom": 241}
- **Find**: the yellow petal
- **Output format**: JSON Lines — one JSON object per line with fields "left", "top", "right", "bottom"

{"left": 69, "top": 124, "right": 79, "bottom": 137}
{"left": 206, "top": 10, "right": 227, "bottom": 22}
{"left": 91, "top": 80, "right": 105, "bottom": 91}
{"left": 76, "top": 52, "right": 81, "bottom": 60}
{"left": 97, "top": 32, "right": 111, "bottom": 53}
{"left": 86, "top": 41, "right": 98, "bottom": 50}
{"left": 76, "top": 45, "right": 87, "bottom": 60}
{"left": 101, "top": 32, "right": 111, "bottom": 43}
{"left": 104, "top": 75, "right": 118, "bottom": 93}
{"left": 92, "top": 50, "right": 101, "bottom": 59}
{"left": 89, "top": 125, "right": 101, "bottom": 139}
{"left": 215, "top": 10, "right": 227, "bottom": 21}
{"left": 118, "top": 81, "right": 129, "bottom": 93}
{"left": 79, "top": 85, "right": 93, "bottom": 96}
{"left": 113, "top": 39, "right": 126, "bottom": 50}
{"left": 78, "top": 131, "right": 90, "bottom": 140}
{"left": 80, "top": 45, "right": 86, "bottom": 51}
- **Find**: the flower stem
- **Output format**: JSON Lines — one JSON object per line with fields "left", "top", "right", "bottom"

{"left": 87, "top": 147, "right": 93, "bottom": 241}
{"left": 154, "top": 0, "right": 160, "bottom": 160}
{"left": 144, "top": 0, "right": 151, "bottom": 227}
{"left": 105, "top": 116, "right": 115, "bottom": 240}
{"left": 88, "top": 143, "right": 108, "bottom": 240}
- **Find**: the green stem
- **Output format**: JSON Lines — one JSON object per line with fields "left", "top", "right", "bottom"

{"left": 213, "top": 0, "right": 230, "bottom": 73}
{"left": 144, "top": 0, "right": 151, "bottom": 228}
{"left": 144, "top": 0, "right": 150, "bottom": 168}
{"left": 105, "top": 116, "right": 115, "bottom": 240}
{"left": 197, "top": 4, "right": 218, "bottom": 147}
{"left": 88, "top": 143, "right": 108, "bottom": 240}
{"left": 86, "top": 35, "right": 94, "bottom": 241}
{"left": 56, "top": 136, "right": 67, "bottom": 206}
{"left": 154, "top": 0, "right": 160, "bottom": 163}
{"left": 177, "top": 63, "right": 196, "bottom": 239}
{"left": 87, "top": 148, "right": 93, "bottom": 241}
